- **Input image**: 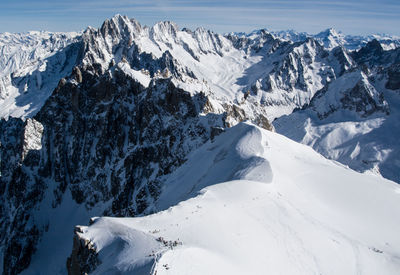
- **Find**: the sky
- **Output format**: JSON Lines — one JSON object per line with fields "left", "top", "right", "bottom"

{"left": 0, "top": 0, "right": 399, "bottom": 36}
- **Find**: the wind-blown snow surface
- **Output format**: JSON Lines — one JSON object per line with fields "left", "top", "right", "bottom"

{"left": 77, "top": 123, "right": 400, "bottom": 275}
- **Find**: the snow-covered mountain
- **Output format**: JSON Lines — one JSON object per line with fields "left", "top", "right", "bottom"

{"left": 274, "top": 40, "right": 400, "bottom": 182}
{"left": 0, "top": 15, "right": 399, "bottom": 274}
{"left": 264, "top": 28, "right": 400, "bottom": 51}
{"left": 69, "top": 123, "right": 400, "bottom": 275}
{"left": 0, "top": 31, "right": 81, "bottom": 118}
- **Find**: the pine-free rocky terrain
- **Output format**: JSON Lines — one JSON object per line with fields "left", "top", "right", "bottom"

{"left": 0, "top": 15, "right": 399, "bottom": 274}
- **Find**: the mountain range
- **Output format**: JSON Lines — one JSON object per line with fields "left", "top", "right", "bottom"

{"left": 0, "top": 15, "right": 399, "bottom": 274}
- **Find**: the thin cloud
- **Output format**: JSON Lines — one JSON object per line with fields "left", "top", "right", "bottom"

{"left": 0, "top": 0, "right": 399, "bottom": 35}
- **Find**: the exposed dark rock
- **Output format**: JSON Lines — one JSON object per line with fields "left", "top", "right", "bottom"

{"left": 66, "top": 227, "right": 100, "bottom": 275}
{"left": 386, "top": 64, "right": 400, "bottom": 90}
{"left": 340, "top": 81, "right": 389, "bottom": 117}
{"left": 72, "top": 66, "right": 83, "bottom": 83}
{"left": 223, "top": 104, "right": 247, "bottom": 127}
{"left": 352, "top": 39, "right": 384, "bottom": 64}
{"left": 254, "top": 114, "right": 274, "bottom": 131}
{"left": 210, "top": 127, "right": 225, "bottom": 140}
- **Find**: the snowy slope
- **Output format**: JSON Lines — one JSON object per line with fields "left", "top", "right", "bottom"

{"left": 0, "top": 31, "right": 80, "bottom": 118}
{"left": 74, "top": 123, "right": 400, "bottom": 275}
{"left": 274, "top": 87, "right": 400, "bottom": 183}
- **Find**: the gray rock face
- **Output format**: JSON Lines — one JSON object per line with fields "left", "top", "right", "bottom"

{"left": 386, "top": 64, "right": 400, "bottom": 90}
{"left": 36, "top": 67, "right": 212, "bottom": 212}
{"left": 307, "top": 70, "right": 389, "bottom": 120}
{"left": 340, "top": 80, "right": 389, "bottom": 117}
{"left": 0, "top": 118, "right": 43, "bottom": 275}
{"left": 21, "top": 118, "right": 44, "bottom": 162}
{"left": 66, "top": 226, "right": 99, "bottom": 275}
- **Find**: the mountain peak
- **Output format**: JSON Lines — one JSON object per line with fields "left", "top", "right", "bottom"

{"left": 316, "top": 28, "right": 341, "bottom": 38}
{"left": 110, "top": 13, "right": 126, "bottom": 20}
{"left": 152, "top": 20, "right": 179, "bottom": 36}
{"left": 352, "top": 38, "right": 385, "bottom": 63}
{"left": 99, "top": 14, "right": 141, "bottom": 39}
{"left": 365, "top": 38, "right": 383, "bottom": 51}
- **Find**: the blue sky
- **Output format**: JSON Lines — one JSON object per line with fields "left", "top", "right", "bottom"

{"left": 0, "top": 0, "right": 399, "bottom": 35}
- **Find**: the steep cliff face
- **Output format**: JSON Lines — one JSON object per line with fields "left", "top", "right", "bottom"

{"left": 36, "top": 69, "right": 217, "bottom": 212}
{"left": 0, "top": 117, "right": 44, "bottom": 275}
{"left": 66, "top": 226, "right": 99, "bottom": 275}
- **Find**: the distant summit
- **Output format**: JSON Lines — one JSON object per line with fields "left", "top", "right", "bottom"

{"left": 235, "top": 27, "right": 400, "bottom": 51}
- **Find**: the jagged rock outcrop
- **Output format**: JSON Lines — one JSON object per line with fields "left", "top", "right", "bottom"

{"left": 307, "top": 70, "right": 389, "bottom": 119}
{"left": 386, "top": 63, "right": 400, "bottom": 90}
{"left": 0, "top": 118, "right": 43, "bottom": 275}
{"left": 66, "top": 226, "right": 99, "bottom": 275}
